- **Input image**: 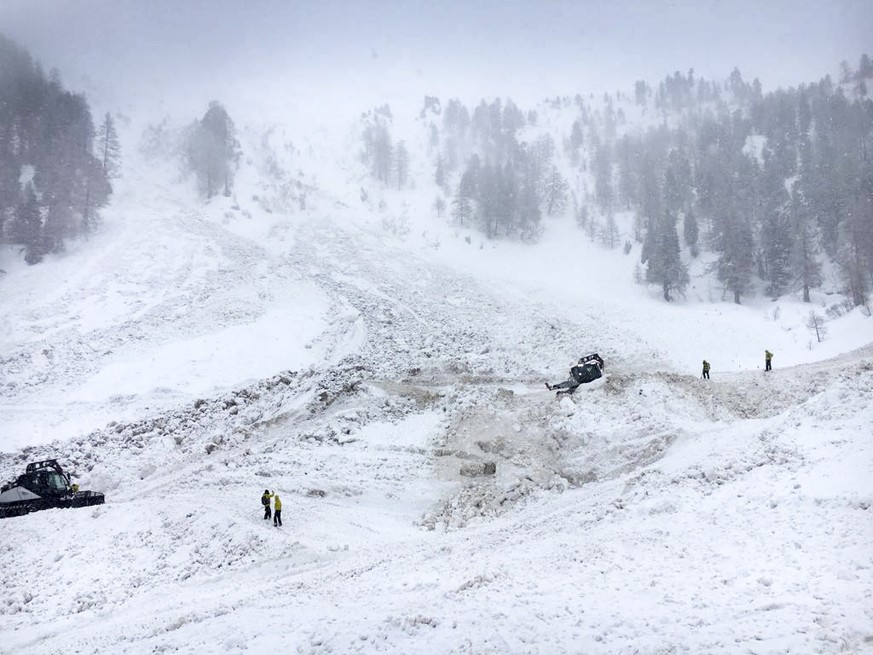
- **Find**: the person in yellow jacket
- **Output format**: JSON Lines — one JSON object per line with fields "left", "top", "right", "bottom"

{"left": 273, "top": 493, "right": 282, "bottom": 527}
{"left": 765, "top": 349, "right": 773, "bottom": 372}
{"left": 261, "top": 489, "right": 273, "bottom": 520}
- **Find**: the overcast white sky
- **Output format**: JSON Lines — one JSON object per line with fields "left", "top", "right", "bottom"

{"left": 1, "top": 0, "right": 870, "bottom": 117}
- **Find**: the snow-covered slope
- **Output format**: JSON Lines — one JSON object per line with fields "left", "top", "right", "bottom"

{"left": 1, "top": 113, "right": 871, "bottom": 654}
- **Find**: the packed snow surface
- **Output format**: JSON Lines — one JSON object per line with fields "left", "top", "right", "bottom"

{"left": 1, "top": 132, "right": 872, "bottom": 655}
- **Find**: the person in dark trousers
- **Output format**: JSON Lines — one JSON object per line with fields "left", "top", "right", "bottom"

{"left": 702, "top": 360, "right": 710, "bottom": 379}
{"left": 273, "top": 493, "right": 282, "bottom": 527}
{"left": 261, "top": 489, "right": 273, "bottom": 520}
{"left": 765, "top": 350, "right": 773, "bottom": 372}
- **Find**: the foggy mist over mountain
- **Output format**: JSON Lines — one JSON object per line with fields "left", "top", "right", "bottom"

{"left": 1, "top": 0, "right": 870, "bottom": 120}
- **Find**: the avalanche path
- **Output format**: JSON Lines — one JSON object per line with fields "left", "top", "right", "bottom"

{"left": 1, "top": 197, "right": 871, "bottom": 654}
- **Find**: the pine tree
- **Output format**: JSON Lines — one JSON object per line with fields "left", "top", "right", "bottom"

{"left": 806, "top": 311, "right": 827, "bottom": 342}
{"left": 80, "top": 156, "right": 111, "bottom": 235}
{"left": 634, "top": 80, "right": 648, "bottom": 106}
{"left": 662, "top": 166, "right": 683, "bottom": 216}
{"left": 542, "top": 168, "right": 568, "bottom": 216}
{"left": 602, "top": 212, "right": 619, "bottom": 250}
{"left": 95, "top": 112, "right": 121, "bottom": 178}
{"left": 666, "top": 149, "right": 693, "bottom": 213}
{"left": 395, "top": 141, "right": 409, "bottom": 189}
{"left": 451, "top": 165, "right": 477, "bottom": 228}
{"left": 790, "top": 184, "right": 824, "bottom": 302}
{"left": 835, "top": 176, "right": 872, "bottom": 308}
{"left": 451, "top": 193, "right": 473, "bottom": 228}
{"left": 187, "top": 101, "right": 240, "bottom": 198}
{"left": 761, "top": 205, "right": 793, "bottom": 299}
{"left": 716, "top": 210, "right": 755, "bottom": 304}
{"left": 792, "top": 115, "right": 824, "bottom": 302}
{"left": 434, "top": 155, "right": 446, "bottom": 189}
{"left": 433, "top": 196, "right": 446, "bottom": 219}
{"left": 12, "top": 183, "right": 42, "bottom": 263}
{"left": 616, "top": 136, "right": 637, "bottom": 212}
{"left": 836, "top": 222, "right": 869, "bottom": 308}
{"left": 645, "top": 208, "right": 689, "bottom": 301}
{"left": 568, "top": 120, "right": 584, "bottom": 166}
{"left": 683, "top": 209, "right": 699, "bottom": 257}
{"left": 518, "top": 162, "right": 542, "bottom": 242}
{"left": 476, "top": 163, "right": 499, "bottom": 238}
{"left": 791, "top": 208, "right": 823, "bottom": 303}
{"left": 428, "top": 123, "right": 439, "bottom": 153}
{"left": 42, "top": 202, "right": 75, "bottom": 255}
{"left": 370, "top": 123, "right": 392, "bottom": 184}
{"left": 860, "top": 53, "right": 873, "bottom": 77}
{"left": 0, "top": 156, "right": 19, "bottom": 237}
{"left": 639, "top": 162, "right": 663, "bottom": 263}
{"left": 495, "top": 162, "right": 517, "bottom": 237}
{"left": 591, "top": 132, "right": 614, "bottom": 215}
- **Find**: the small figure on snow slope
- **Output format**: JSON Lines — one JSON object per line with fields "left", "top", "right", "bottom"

{"left": 702, "top": 360, "right": 710, "bottom": 380}
{"left": 261, "top": 489, "right": 273, "bottom": 520}
{"left": 273, "top": 493, "right": 283, "bottom": 527}
{"left": 765, "top": 350, "right": 773, "bottom": 372}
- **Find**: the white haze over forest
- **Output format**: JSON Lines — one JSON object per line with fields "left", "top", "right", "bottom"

{"left": 2, "top": 0, "right": 873, "bottom": 116}
{"left": 1, "top": 2, "right": 872, "bottom": 654}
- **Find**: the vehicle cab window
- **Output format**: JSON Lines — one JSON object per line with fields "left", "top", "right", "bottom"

{"left": 45, "top": 472, "right": 68, "bottom": 492}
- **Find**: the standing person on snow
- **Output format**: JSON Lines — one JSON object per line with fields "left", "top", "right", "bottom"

{"left": 765, "top": 350, "right": 773, "bottom": 372}
{"left": 261, "top": 489, "right": 273, "bottom": 520}
{"left": 273, "top": 493, "right": 283, "bottom": 527}
{"left": 702, "top": 360, "right": 710, "bottom": 380}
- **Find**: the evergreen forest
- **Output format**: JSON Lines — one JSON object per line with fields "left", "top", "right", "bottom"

{"left": 1, "top": 32, "right": 871, "bottom": 311}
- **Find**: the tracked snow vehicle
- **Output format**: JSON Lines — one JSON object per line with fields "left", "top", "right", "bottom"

{"left": 0, "top": 459, "right": 104, "bottom": 519}
{"left": 546, "top": 353, "right": 604, "bottom": 395}
{"left": 564, "top": 354, "right": 603, "bottom": 388}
